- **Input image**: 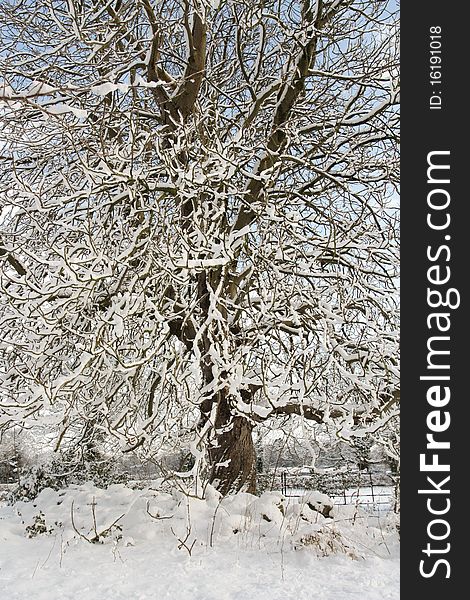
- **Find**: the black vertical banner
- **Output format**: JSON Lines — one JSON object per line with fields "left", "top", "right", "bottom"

{"left": 401, "top": 3, "right": 467, "bottom": 596}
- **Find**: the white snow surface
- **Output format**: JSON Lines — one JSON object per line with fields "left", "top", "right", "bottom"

{"left": 0, "top": 483, "right": 399, "bottom": 599}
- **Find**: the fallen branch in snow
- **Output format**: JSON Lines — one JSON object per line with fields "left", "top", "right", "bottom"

{"left": 145, "top": 500, "right": 174, "bottom": 521}
{"left": 70, "top": 499, "right": 125, "bottom": 544}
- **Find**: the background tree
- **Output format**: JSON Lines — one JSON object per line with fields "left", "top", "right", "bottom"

{"left": 0, "top": 0, "right": 399, "bottom": 495}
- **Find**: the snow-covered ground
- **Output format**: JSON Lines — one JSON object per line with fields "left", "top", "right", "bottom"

{"left": 0, "top": 483, "right": 399, "bottom": 600}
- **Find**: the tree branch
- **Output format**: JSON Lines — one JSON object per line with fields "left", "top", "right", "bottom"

{"left": 0, "top": 246, "right": 26, "bottom": 277}
{"left": 172, "top": 3, "right": 207, "bottom": 121}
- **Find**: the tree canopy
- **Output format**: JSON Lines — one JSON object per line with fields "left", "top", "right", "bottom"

{"left": 0, "top": 0, "right": 399, "bottom": 494}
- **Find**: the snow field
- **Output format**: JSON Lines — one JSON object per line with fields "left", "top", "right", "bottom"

{"left": 0, "top": 482, "right": 399, "bottom": 599}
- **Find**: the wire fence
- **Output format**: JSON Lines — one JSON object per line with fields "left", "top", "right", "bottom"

{"left": 278, "top": 469, "right": 398, "bottom": 513}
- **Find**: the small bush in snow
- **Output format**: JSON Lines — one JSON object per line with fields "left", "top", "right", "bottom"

{"left": 9, "top": 452, "right": 128, "bottom": 503}
{"left": 11, "top": 464, "right": 64, "bottom": 503}
{"left": 292, "top": 523, "right": 358, "bottom": 558}
{"left": 24, "top": 511, "right": 62, "bottom": 537}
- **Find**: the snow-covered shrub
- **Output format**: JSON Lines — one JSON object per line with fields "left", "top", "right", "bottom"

{"left": 24, "top": 511, "right": 62, "bottom": 538}
{"left": 25, "top": 511, "right": 49, "bottom": 537}
{"left": 10, "top": 463, "right": 64, "bottom": 503}
{"left": 292, "top": 523, "right": 358, "bottom": 558}
{"left": 302, "top": 491, "right": 334, "bottom": 517}
{"left": 9, "top": 451, "right": 128, "bottom": 502}
{"left": 0, "top": 434, "right": 28, "bottom": 484}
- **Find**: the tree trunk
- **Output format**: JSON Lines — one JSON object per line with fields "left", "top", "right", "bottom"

{"left": 207, "top": 395, "right": 257, "bottom": 496}
{"left": 195, "top": 270, "right": 257, "bottom": 496}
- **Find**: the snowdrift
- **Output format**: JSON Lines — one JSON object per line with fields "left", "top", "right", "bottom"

{"left": 9, "top": 482, "right": 397, "bottom": 558}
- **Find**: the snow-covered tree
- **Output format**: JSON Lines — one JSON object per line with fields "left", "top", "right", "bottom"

{"left": 0, "top": 0, "right": 399, "bottom": 495}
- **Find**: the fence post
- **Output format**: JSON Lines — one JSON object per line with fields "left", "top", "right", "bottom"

{"left": 369, "top": 471, "right": 375, "bottom": 506}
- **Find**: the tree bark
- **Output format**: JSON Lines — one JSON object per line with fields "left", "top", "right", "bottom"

{"left": 207, "top": 394, "right": 256, "bottom": 496}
